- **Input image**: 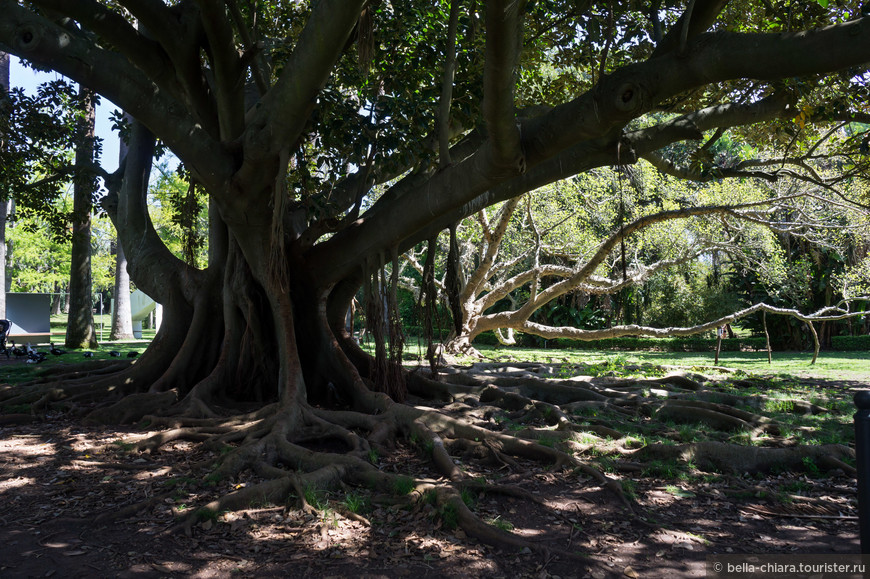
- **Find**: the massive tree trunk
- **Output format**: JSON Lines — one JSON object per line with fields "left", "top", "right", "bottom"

{"left": 65, "top": 84, "right": 97, "bottom": 349}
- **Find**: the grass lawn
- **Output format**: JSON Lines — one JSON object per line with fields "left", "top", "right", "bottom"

{"left": 392, "top": 337, "right": 870, "bottom": 384}
{"left": 49, "top": 313, "right": 157, "bottom": 344}
{"left": 474, "top": 347, "right": 870, "bottom": 383}
{"left": 0, "top": 315, "right": 156, "bottom": 384}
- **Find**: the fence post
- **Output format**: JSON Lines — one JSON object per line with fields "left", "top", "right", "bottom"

{"left": 855, "top": 391, "right": 870, "bottom": 553}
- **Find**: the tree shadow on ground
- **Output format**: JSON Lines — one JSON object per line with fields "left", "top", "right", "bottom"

{"left": 0, "top": 406, "right": 860, "bottom": 578}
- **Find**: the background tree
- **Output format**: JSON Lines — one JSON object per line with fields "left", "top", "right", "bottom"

{"left": 2, "top": 74, "right": 106, "bottom": 322}
{"left": 403, "top": 160, "right": 868, "bottom": 353}
{"left": 110, "top": 121, "right": 133, "bottom": 341}
{"left": 64, "top": 84, "right": 98, "bottom": 349}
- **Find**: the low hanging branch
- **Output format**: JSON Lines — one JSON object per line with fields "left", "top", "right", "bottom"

{"left": 517, "top": 299, "right": 870, "bottom": 365}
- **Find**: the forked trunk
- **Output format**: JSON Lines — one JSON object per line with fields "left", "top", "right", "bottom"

{"left": 89, "top": 122, "right": 377, "bottom": 423}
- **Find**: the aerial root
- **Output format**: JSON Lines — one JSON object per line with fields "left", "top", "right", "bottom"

{"left": 446, "top": 437, "right": 522, "bottom": 470}
{"left": 1, "top": 382, "right": 102, "bottom": 411}
{"left": 410, "top": 419, "right": 464, "bottom": 481}
{"left": 95, "top": 491, "right": 177, "bottom": 524}
{"left": 178, "top": 475, "right": 294, "bottom": 535}
{"left": 0, "top": 413, "right": 38, "bottom": 425}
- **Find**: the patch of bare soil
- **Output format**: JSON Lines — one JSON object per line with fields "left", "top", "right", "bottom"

{"left": 0, "top": 405, "right": 859, "bottom": 579}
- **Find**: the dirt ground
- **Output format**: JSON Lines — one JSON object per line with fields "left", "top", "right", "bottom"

{"left": 0, "top": 400, "right": 861, "bottom": 579}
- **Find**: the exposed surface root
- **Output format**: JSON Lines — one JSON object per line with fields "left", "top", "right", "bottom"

{"left": 1, "top": 357, "right": 859, "bottom": 564}
{"left": 632, "top": 441, "right": 855, "bottom": 476}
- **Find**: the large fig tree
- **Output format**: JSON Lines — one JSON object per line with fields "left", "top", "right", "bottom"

{"left": 2, "top": 0, "right": 870, "bottom": 548}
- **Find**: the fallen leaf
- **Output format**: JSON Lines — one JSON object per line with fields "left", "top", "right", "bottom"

{"left": 624, "top": 565, "right": 639, "bottom": 578}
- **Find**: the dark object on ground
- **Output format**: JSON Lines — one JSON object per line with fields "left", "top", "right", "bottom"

{"left": 83, "top": 352, "right": 94, "bottom": 358}
{"left": 127, "top": 351, "right": 138, "bottom": 358}
{"left": 0, "top": 320, "right": 10, "bottom": 358}
{"left": 109, "top": 351, "right": 122, "bottom": 357}
{"left": 50, "top": 343, "right": 67, "bottom": 356}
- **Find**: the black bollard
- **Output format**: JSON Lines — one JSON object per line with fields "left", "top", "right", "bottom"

{"left": 854, "top": 391, "right": 870, "bottom": 553}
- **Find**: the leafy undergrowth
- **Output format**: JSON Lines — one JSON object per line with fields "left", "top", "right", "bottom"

{"left": 0, "top": 356, "right": 863, "bottom": 577}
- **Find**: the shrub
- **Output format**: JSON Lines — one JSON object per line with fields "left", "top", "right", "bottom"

{"left": 476, "top": 335, "right": 770, "bottom": 352}
{"left": 831, "top": 335, "right": 870, "bottom": 351}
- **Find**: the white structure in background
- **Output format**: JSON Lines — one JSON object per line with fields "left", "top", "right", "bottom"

{"left": 129, "top": 289, "right": 162, "bottom": 339}
{"left": 4, "top": 293, "right": 51, "bottom": 340}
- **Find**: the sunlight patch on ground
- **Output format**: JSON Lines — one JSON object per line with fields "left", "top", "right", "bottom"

{"left": 0, "top": 434, "right": 50, "bottom": 451}
{"left": 135, "top": 466, "right": 172, "bottom": 480}
{"left": 0, "top": 476, "right": 36, "bottom": 493}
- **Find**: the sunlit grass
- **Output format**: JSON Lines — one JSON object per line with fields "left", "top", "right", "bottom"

{"left": 476, "top": 344, "right": 869, "bottom": 382}
{"left": 378, "top": 335, "right": 870, "bottom": 382}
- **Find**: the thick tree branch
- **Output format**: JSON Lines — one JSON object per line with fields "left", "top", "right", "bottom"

{"left": 522, "top": 20, "right": 870, "bottom": 167}
{"left": 237, "top": 0, "right": 366, "bottom": 187}
{"left": 101, "top": 121, "right": 203, "bottom": 305}
{"left": 438, "top": 0, "right": 461, "bottom": 169}
{"left": 462, "top": 197, "right": 522, "bottom": 303}
{"left": 226, "top": 0, "right": 270, "bottom": 96}
{"left": 120, "top": 0, "right": 219, "bottom": 136}
{"left": 516, "top": 300, "right": 870, "bottom": 344}
{"left": 0, "top": 1, "right": 232, "bottom": 189}
{"left": 483, "top": 0, "right": 524, "bottom": 174}
{"left": 28, "top": 0, "right": 180, "bottom": 98}
{"left": 652, "top": 0, "right": 729, "bottom": 58}
{"left": 312, "top": 21, "right": 870, "bottom": 282}
{"left": 197, "top": 0, "right": 245, "bottom": 140}
{"left": 456, "top": 180, "right": 867, "bottom": 347}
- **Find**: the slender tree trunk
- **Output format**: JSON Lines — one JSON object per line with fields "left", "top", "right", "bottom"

{"left": 65, "top": 85, "right": 98, "bottom": 349}
{"left": 110, "top": 244, "right": 134, "bottom": 339}
{"left": 51, "top": 282, "right": 62, "bottom": 315}
{"left": 110, "top": 124, "right": 134, "bottom": 340}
